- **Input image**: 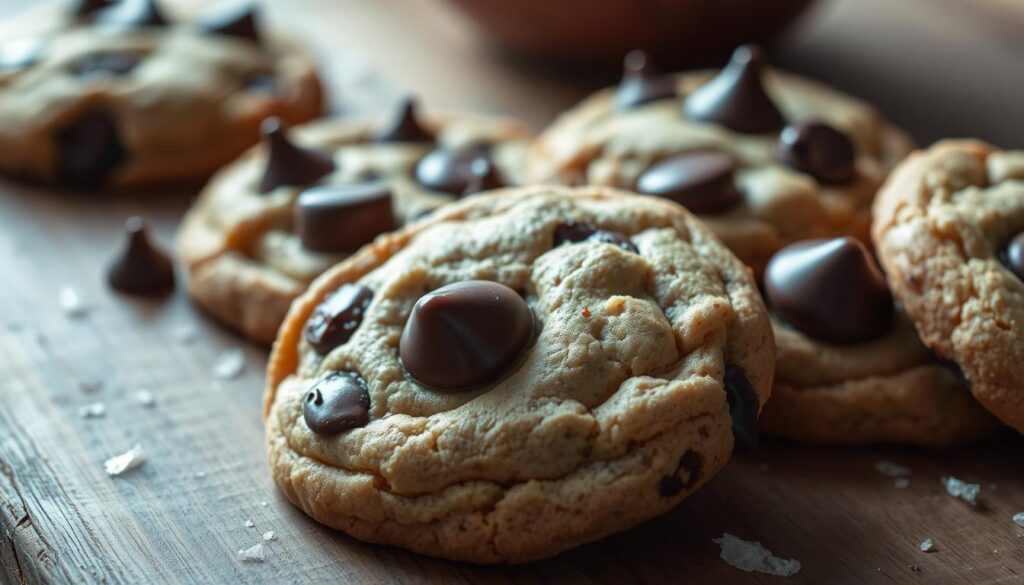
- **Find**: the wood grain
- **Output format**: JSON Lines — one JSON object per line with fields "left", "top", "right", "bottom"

{"left": 1, "top": 0, "right": 1023, "bottom": 584}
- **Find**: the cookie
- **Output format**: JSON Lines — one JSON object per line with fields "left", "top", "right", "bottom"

{"left": 526, "top": 45, "right": 913, "bottom": 277}
{"left": 263, "top": 185, "right": 774, "bottom": 563}
{"left": 873, "top": 140, "right": 1024, "bottom": 434}
{"left": 177, "top": 100, "right": 534, "bottom": 343}
{"left": 758, "top": 237, "right": 998, "bottom": 447}
{"left": 0, "top": 0, "right": 322, "bottom": 187}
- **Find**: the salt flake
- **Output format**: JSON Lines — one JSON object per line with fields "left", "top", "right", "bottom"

{"left": 104, "top": 444, "right": 145, "bottom": 476}
{"left": 238, "top": 543, "right": 265, "bottom": 562}
{"left": 174, "top": 325, "right": 199, "bottom": 345}
{"left": 875, "top": 461, "right": 911, "bottom": 478}
{"left": 59, "top": 286, "right": 89, "bottom": 318}
{"left": 920, "top": 538, "right": 935, "bottom": 552}
{"left": 212, "top": 349, "right": 245, "bottom": 380}
{"left": 262, "top": 531, "right": 276, "bottom": 541}
{"left": 942, "top": 476, "right": 981, "bottom": 505}
{"left": 245, "top": 519, "right": 255, "bottom": 528}
{"left": 135, "top": 390, "right": 155, "bottom": 407}
{"left": 1012, "top": 512, "right": 1024, "bottom": 527}
{"left": 78, "top": 402, "right": 106, "bottom": 418}
{"left": 713, "top": 533, "right": 801, "bottom": 577}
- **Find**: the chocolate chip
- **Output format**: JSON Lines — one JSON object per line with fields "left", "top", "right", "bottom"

{"left": 295, "top": 182, "right": 396, "bottom": 253}
{"left": 683, "top": 44, "right": 785, "bottom": 134}
{"left": 461, "top": 157, "right": 506, "bottom": 196}
{"left": 92, "top": 0, "right": 168, "bottom": 28}
{"left": 659, "top": 449, "right": 703, "bottom": 497}
{"left": 198, "top": 0, "right": 260, "bottom": 44}
{"left": 55, "top": 109, "right": 126, "bottom": 187}
{"left": 106, "top": 216, "right": 175, "bottom": 296}
{"left": 302, "top": 371, "right": 371, "bottom": 435}
{"left": 765, "top": 237, "right": 893, "bottom": 344}
{"left": 724, "top": 365, "right": 759, "bottom": 453}
{"left": 258, "top": 117, "right": 336, "bottom": 193}
{"left": 778, "top": 121, "right": 856, "bottom": 184}
{"left": 0, "top": 39, "right": 45, "bottom": 72}
{"left": 415, "top": 147, "right": 491, "bottom": 195}
{"left": 68, "top": 51, "right": 141, "bottom": 77}
{"left": 244, "top": 73, "right": 277, "bottom": 93}
{"left": 304, "top": 284, "right": 374, "bottom": 355}
{"left": 1000, "top": 232, "right": 1024, "bottom": 281}
{"left": 400, "top": 281, "right": 533, "bottom": 392}
{"left": 73, "top": 0, "right": 115, "bottom": 17}
{"left": 373, "top": 97, "right": 435, "bottom": 143}
{"left": 553, "top": 220, "right": 638, "bottom": 254}
{"left": 614, "top": 50, "right": 677, "bottom": 110}
{"left": 636, "top": 151, "right": 741, "bottom": 214}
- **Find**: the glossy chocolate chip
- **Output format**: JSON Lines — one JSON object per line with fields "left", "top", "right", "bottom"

{"left": 415, "top": 147, "right": 491, "bottom": 195}
{"left": 55, "top": 109, "right": 126, "bottom": 187}
{"left": 683, "top": 44, "right": 785, "bottom": 134}
{"left": 553, "top": 220, "right": 638, "bottom": 254}
{"left": 636, "top": 151, "right": 741, "bottom": 214}
{"left": 614, "top": 50, "right": 677, "bottom": 110}
{"left": 302, "top": 371, "right": 371, "bottom": 435}
{"left": 0, "top": 39, "right": 45, "bottom": 72}
{"left": 461, "top": 157, "right": 506, "bottom": 196}
{"left": 659, "top": 450, "right": 703, "bottom": 497}
{"left": 295, "top": 182, "right": 396, "bottom": 253}
{"left": 68, "top": 51, "right": 141, "bottom": 77}
{"left": 765, "top": 237, "right": 893, "bottom": 344}
{"left": 258, "top": 117, "right": 336, "bottom": 193}
{"left": 93, "top": 0, "right": 168, "bottom": 27}
{"left": 373, "top": 97, "right": 435, "bottom": 143}
{"left": 778, "top": 121, "right": 856, "bottom": 184}
{"left": 724, "top": 365, "right": 759, "bottom": 453}
{"left": 400, "top": 281, "right": 533, "bottom": 391}
{"left": 305, "top": 284, "right": 374, "bottom": 355}
{"left": 106, "top": 216, "right": 175, "bottom": 296}
{"left": 73, "top": 0, "right": 115, "bottom": 17}
{"left": 198, "top": 0, "right": 260, "bottom": 43}
{"left": 1001, "top": 232, "right": 1024, "bottom": 281}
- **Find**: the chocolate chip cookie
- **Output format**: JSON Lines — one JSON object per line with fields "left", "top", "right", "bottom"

{"left": 0, "top": 0, "right": 322, "bottom": 187}
{"left": 873, "top": 140, "right": 1024, "bottom": 434}
{"left": 177, "top": 100, "right": 533, "bottom": 343}
{"left": 758, "top": 237, "right": 998, "bottom": 446}
{"left": 263, "top": 185, "right": 774, "bottom": 563}
{"left": 526, "top": 45, "right": 913, "bottom": 278}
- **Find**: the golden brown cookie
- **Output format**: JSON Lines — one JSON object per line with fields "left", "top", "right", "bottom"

{"left": 264, "top": 186, "right": 774, "bottom": 563}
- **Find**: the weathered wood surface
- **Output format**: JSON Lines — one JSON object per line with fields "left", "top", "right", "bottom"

{"left": 1, "top": 0, "right": 1023, "bottom": 584}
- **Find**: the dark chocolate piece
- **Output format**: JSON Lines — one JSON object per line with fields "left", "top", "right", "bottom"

{"left": 304, "top": 283, "right": 374, "bottom": 355}
{"left": 614, "top": 50, "right": 677, "bottom": 110}
{"left": 553, "top": 220, "right": 637, "bottom": 254}
{"left": 1001, "top": 232, "right": 1024, "bottom": 281}
{"left": 302, "top": 371, "right": 371, "bottom": 435}
{"left": 295, "top": 182, "right": 396, "bottom": 253}
{"left": 683, "top": 44, "right": 785, "bottom": 134}
{"left": 778, "top": 121, "right": 856, "bottom": 184}
{"left": 636, "top": 151, "right": 741, "bottom": 214}
{"left": 68, "top": 51, "right": 141, "bottom": 77}
{"left": 723, "top": 365, "right": 759, "bottom": 453}
{"left": 55, "top": 109, "right": 126, "bottom": 187}
{"left": 373, "top": 97, "right": 435, "bottom": 143}
{"left": 106, "top": 216, "right": 175, "bottom": 296}
{"left": 659, "top": 450, "right": 703, "bottom": 497}
{"left": 198, "top": 0, "right": 260, "bottom": 43}
{"left": 415, "top": 147, "right": 492, "bottom": 195}
{"left": 258, "top": 117, "right": 336, "bottom": 193}
{"left": 73, "top": 0, "right": 116, "bottom": 17}
{"left": 461, "top": 157, "right": 505, "bottom": 196}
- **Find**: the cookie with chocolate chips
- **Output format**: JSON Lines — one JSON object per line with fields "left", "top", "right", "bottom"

{"left": 526, "top": 45, "right": 913, "bottom": 278}
{"left": 0, "top": 0, "right": 322, "bottom": 187}
{"left": 758, "top": 237, "right": 998, "bottom": 447}
{"left": 263, "top": 186, "right": 775, "bottom": 563}
{"left": 176, "top": 101, "right": 533, "bottom": 343}
{"left": 874, "top": 140, "right": 1024, "bottom": 434}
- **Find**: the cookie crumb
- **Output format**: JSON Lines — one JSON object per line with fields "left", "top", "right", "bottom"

{"left": 941, "top": 476, "right": 980, "bottom": 505}
{"left": 919, "top": 538, "right": 935, "bottom": 553}
{"left": 238, "top": 543, "right": 265, "bottom": 562}
{"left": 894, "top": 478, "right": 910, "bottom": 489}
{"left": 1012, "top": 512, "right": 1024, "bottom": 527}
{"left": 874, "top": 461, "right": 910, "bottom": 478}
{"left": 260, "top": 501, "right": 268, "bottom": 507}
{"left": 713, "top": 533, "right": 801, "bottom": 577}
{"left": 59, "top": 286, "right": 89, "bottom": 318}
{"left": 135, "top": 390, "right": 155, "bottom": 407}
{"left": 245, "top": 519, "right": 254, "bottom": 528}
{"left": 213, "top": 348, "right": 245, "bottom": 380}
{"left": 104, "top": 444, "right": 144, "bottom": 476}
{"left": 262, "top": 531, "right": 276, "bottom": 541}
{"left": 78, "top": 402, "right": 106, "bottom": 418}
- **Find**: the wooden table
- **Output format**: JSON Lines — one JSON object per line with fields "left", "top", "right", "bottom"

{"left": 2, "top": 1, "right": 1023, "bottom": 583}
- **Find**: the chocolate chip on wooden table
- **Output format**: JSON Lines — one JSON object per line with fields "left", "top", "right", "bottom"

{"left": 0, "top": 39, "right": 45, "bottom": 73}
{"left": 723, "top": 365, "right": 759, "bottom": 453}
{"left": 73, "top": 0, "right": 115, "bottom": 17}
{"left": 683, "top": 44, "right": 785, "bottom": 134}
{"left": 614, "top": 49, "right": 677, "bottom": 110}
{"left": 55, "top": 109, "right": 126, "bottom": 187}
{"left": 636, "top": 151, "right": 741, "bottom": 214}
{"left": 400, "top": 281, "right": 533, "bottom": 392}
{"left": 764, "top": 237, "right": 893, "bottom": 344}
{"left": 659, "top": 449, "right": 703, "bottom": 497}
{"left": 258, "top": 117, "right": 336, "bottom": 193}
{"left": 553, "top": 220, "right": 637, "bottom": 254}
{"left": 305, "top": 283, "right": 374, "bottom": 355}
{"left": 461, "top": 157, "right": 506, "bottom": 196}
{"left": 415, "top": 146, "right": 492, "bottom": 195}
{"left": 107, "top": 216, "right": 175, "bottom": 296}
{"left": 778, "top": 121, "right": 857, "bottom": 184}
{"left": 303, "top": 371, "right": 371, "bottom": 435}
{"left": 373, "top": 96, "right": 435, "bottom": 143}
{"left": 1000, "top": 232, "right": 1024, "bottom": 281}
{"left": 294, "top": 182, "right": 396, "bottom": 253}
{"left": 198, "top": 0, "right": 261, "bottom": 43}
{"left": 92, "top": 0, "right": 168, "bottom": 28}
{"left": 68, "top": 51, "right": 141, "bottom": 77}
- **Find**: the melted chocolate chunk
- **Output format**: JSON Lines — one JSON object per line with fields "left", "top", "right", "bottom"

{"left": 765, "top": 237, "right": 893, "bottom": 344}
{"left": 636, "top": 151, "right": 741, "bottom": 214}
{"left": 373, "top": 97, "right": 435, "bottom": 143}
{"left": 659, "top": 450, "right": 703, "bottom": 497}
{"left": 106, "top": 216, "right": 175, "bottom": 296}
{"left": 0, "top": 39, "right": 45, "bottom": 72}
{"left": 415, "top": 147, "right": 492, "bottom": 195}
{"left": 724, "top": 365, "right": 759, "bottom": 453}
{"left": 778, "top": 121, "right": 856, "bottom": 184}
{"left": 258, "top": 117, "right": 336, "bottom": 193}
{"left": 683, "top": 44, "right": 785, "bottom": 134}
{"left": 302, "top": 371, "right": 371, "bottom": 435}
{"left": 198, "top": 0, "right": 261, "bottom": 43}
{"left": 553, "top": 220, "right": 638, "bottom": 254}
{"left": 74, "top": 0, "right": 116, "bottom": 17}
{"left": 295, "top": 182, "right": 396, "bottom": 253}
{"left": 304, "top": 283, "right": 374, "bottom": 355}
{"left": 55, "top": 109, "right": 126, "bottom": 187}
{"left": 400, "top": 281, "right": 533, "bottom": 392}
{"left": 461, "top": 157, "right": 506, "bottom": 196}
{"left": 93, "top": 0, "right": 168, "bottom": 28}
{"left": 1001, "top": 232, "right": 1024, "bottom": 281}
{"left": 68, "top": 51, "right": 141, "bottom": 77}
{"left": 614, "top": 50, "right": 677, "bottom": 110}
